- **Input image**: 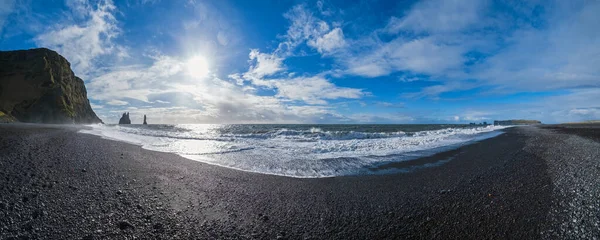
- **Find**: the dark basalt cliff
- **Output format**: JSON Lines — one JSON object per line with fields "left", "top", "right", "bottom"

{"left": 0, "top": 48, "right": 102, "bottom": 124}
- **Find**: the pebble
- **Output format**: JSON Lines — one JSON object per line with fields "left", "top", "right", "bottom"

{"left": 153, "top": 223, "right": 164, "bottom": 230}
{"left": 117, "top": 221, "right": 134, "bottom": 230}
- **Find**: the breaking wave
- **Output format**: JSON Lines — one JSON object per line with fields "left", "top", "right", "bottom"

{"left": 80, "top": 124, "right": 507, "bottom": 178}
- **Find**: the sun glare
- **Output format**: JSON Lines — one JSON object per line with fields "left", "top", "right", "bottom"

{"left": 186, "top": 55, "right": 210, "bottom": 78}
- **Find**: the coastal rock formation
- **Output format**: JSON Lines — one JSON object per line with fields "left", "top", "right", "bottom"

{"left": 0, "top": 48, "right": 102, "bottom": 124}
{"left": 494, "top": 120, "right": 541, "bottom": 126}
{"left": 143, "top": 115, "right": 147, "bottom": 125}
{"left": 119, "top": 112, "right": 131, "bottom": 124}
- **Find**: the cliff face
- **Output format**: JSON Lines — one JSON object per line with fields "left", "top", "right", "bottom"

{"left": 0, "top": 48, "right": 102, "bottom": 124}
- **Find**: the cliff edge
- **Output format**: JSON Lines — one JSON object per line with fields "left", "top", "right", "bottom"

{"left": 0, "top": 48, "right": 102, "bottom": 124}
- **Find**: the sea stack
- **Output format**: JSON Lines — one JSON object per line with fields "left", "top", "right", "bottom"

{"left": 143, "top": 115, "right": 147, "bottom": 125}
{"left": 118, "top": 112, "right": 131, "bottom": 124}
{"left": 0, "top": 48, "right": 103, "bottom": 123}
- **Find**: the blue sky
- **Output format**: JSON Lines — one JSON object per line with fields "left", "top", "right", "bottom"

{"left": 1, "top": 0, "right": 599, "bottom": 124}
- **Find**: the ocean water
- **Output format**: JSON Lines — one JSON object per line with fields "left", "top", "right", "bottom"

{"left": 79, "top": 124, "right": 507, "bottom": 178}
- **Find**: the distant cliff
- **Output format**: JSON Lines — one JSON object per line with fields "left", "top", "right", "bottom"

{"left": 494, "top": 120, "right": 541, "bottom": 126}
{"left": 0, "top": 48, "right": 102, "bottom": 124}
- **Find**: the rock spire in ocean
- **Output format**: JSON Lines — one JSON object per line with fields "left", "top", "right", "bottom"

{"left": 143, "top": 115, "right": 147, "bottom": 125}
{"left": 0, "top": 48, "right": 103, "bottom": 123}
{"left": 119, "top": 112, "right": 131, "bottom": 124}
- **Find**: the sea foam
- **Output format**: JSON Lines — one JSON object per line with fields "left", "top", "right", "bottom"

{"left": 80, "top": 124, "right": 507, "bottom": 178}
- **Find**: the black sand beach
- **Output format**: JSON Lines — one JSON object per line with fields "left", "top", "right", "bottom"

{"left": 1, "top": 124, "right": 599, "bottom": 239}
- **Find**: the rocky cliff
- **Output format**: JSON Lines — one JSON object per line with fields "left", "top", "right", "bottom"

{"left": 119, "top": 112, "right": 131, "bottom": 124}
{"left": 0, "top": 48, "right": 102, "bottom": 124}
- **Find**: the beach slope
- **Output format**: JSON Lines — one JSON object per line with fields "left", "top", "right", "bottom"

{"left": 0, "top": 124, "right": 599, "bottom": 239}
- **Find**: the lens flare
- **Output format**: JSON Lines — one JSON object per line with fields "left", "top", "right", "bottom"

{"left": 186, "top": 55, "right": 209, "bottom": 78}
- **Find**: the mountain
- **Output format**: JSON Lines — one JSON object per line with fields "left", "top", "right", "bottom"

{"left": 0, "top": 48, "right": 102, "bottom": 124}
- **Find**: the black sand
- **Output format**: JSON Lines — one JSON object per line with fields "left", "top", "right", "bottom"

{"left": 1, "top": 124, "right": 599, "bottom": 239}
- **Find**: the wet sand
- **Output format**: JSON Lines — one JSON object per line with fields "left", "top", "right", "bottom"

{"left": 0, "top": 124, "right": 599, "bottom": 239}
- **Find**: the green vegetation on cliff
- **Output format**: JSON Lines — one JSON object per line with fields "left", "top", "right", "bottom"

{"left": 0, "top": 48, "right": 102, "bottom": 124}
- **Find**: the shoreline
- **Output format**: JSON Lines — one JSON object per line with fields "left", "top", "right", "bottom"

{"left": 77, "top": 123, "right": 507, "bottom": 179}
{"left": 1, "top": 124, "right": 599, "bottom": 239}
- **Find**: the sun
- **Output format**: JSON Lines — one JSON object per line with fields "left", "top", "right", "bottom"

{"left": 186, "top": 55, "right": 210, "bottom": 78}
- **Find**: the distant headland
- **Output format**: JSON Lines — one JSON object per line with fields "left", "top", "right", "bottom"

{"left": 494, "top": 120, "right": 542, "bottom": 126}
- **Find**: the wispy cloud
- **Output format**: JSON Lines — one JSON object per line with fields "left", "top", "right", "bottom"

{"left": 471, "top": 1, "right": 600, "bottom": 91}
{"left": 268, "top": 76, "right": 365, "bottom": 105}
{"left": 10, "top": 0, "right": 598, "bottom": 124}
{"left": 35, "top": 0, "right": 125, "bottom": 77}
{"left": 88, "top": 55, "right": 184, "bottom": 102}
{"left": 106, "top": 99, "right": 128, "bottom": 106}
{"left": 307, "top": 27, "right": 346, "bottom": 55}
{"left": 385, "top": 0, "right": 488, "bottom": 33}
{"left": 0, "top": 0, "right": 16, "bottom": 35}
{"left": 344, "top": 37, "right": 466, "bottom": 78}
{"left": 276, "top": 4, "right": 347, "bottom": 56}
{"left": 310, "top": 0, "right": 600, "bottom": 104}
{"left": 244, "top": 49, "right": 285, "bottom": 79}
{"left": 375, "top": 101, "right": 405, "bottom": 108}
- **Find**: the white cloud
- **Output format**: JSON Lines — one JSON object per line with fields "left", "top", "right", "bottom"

{"left": 276, "top": 4, "right": 346, "bottom": 56}
{"left": 90, "top": 103, "right": 104, "bottom": 109}
{"left": 88, "top": 55, "right": 184, "bottom": 102}
{"left": 346, "top": 37, "right": 465, "bottom": 78}
{"left": 65, "top": 0, "right": 91, "bottom": 17}
{"left": 315, "top": 0, "right": 334, "bottom": 16}
{"left": 307, "top": 27, "right": 346, "bottom": 54}
{"left": 234, "top": 48, "right": 366, "bottom": 105}
{"left": 227, "top": 4, "right": 366, "bottom": 108}
{"left": 262, "top": 2, "right": 474, "bottom": 79}
{"left": 460, "top": 111, "right": 492, "bottom": 122}
{"left": 88, "top": 51, "right": 365, "bottom": 123}
{"left": 18, "top": 0, "right": 597, "bottom": 124}
{"left": 228, "top": 73, "right": 245, "bottom": 85}
{"left": 375, "top": 101, "right": 404, "bottom": 108}
{"left": 348, "top": 113, "right": 415, "bottom": 123}
{"left": 432, "top": 88, "right": 600, "bottom": 124}
{"left": 35, "top": 0, "right": 123, "bottom": 77}
{"left": 271, "top": 76, "right": 365, "bottom": 105}
{"left": 567, "top": 108, "right": 600, "bottom": 119}
{"left": 106, "top": 100, "right": 128, "bottom": 106}
{"left": 334, "top": 0, "right": 600, "bottom": 105}
{"left": 471, "top": 1, "right": 600, "bottom": 92}
{"left": 97, "top": 104, "right": 343, "bottom": 124}
{"left": 277, "top": 4, "right": 326, "bottom": 55}
{"left": 243, "top": 49, "right": 285, "bottom": 79}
